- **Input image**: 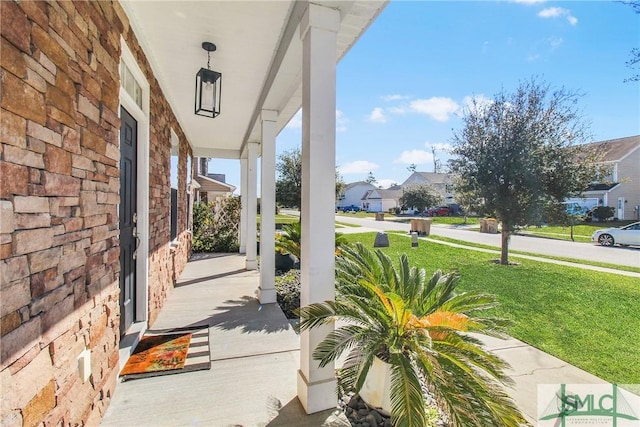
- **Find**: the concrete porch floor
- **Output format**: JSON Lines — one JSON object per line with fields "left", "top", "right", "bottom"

{"left": 101, "top": 253, "right": 349, "bottom": 427}
{"left": 102, "top": 252, "right": 607, "bottom": 427}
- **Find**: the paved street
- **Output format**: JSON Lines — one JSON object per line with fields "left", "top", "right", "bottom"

{"left": 331, "top": 214, "right": 640, "bottom": 268}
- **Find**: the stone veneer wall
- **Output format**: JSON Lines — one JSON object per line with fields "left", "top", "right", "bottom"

{"left": 1, "top": 1, "right": 192, "bottom": 425}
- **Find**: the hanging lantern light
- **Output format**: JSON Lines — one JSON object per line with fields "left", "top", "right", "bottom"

{"left": 195, "top": 42, "right": 222, "bottom": 118}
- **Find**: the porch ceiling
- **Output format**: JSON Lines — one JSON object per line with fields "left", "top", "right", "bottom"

{"left": 120, "top": 1, "right": 387, "bottom": 159}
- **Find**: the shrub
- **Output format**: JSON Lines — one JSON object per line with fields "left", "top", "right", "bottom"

{"left": 274, "top": 270, "right": 300, "bottom": 319}
{"left": 192, "top": 197, "right": 241, "bottom": 252}
{"left": 593, "top": 206, "right": 615, "bottom": 222}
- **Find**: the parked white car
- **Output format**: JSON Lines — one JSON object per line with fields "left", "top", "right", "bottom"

{"left": 591, "top": 222, "right": 640, "bottom": 247}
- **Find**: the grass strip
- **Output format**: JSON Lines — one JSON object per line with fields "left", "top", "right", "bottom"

{"left": 335, "top": 221, "right": 361, "bottom": 228}
{"left": 422, "top": 234, "right": 640, "bottom": 274}
{"left": 342, "top": 232, "right": 640, "bottom": 384}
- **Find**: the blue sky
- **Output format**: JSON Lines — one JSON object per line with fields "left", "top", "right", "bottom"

{"left": 210, "top": 0, "right": 640, "bottom": 191}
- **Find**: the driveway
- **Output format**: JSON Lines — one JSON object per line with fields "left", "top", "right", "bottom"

{"left": 331, "top": 214, "right": 640, "bottom": 268}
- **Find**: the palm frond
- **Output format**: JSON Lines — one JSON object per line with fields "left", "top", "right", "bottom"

{"left": 313, "top": 324, "right": 371, "bottom": 368}
{"left": 388, "top": 354, "right": 427, "bottom": 427}
{"left": 298, "top": 243, "right": 524, "bottom": 425}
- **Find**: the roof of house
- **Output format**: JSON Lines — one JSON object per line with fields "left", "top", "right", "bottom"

{"left": 207, "top": 173, "right": 227, "bottom": 183}
{"left": 403, "top": 172, "right": 452, "bottom": 185}
{"left": 584, "top": 135, "right": 640, "bottom": 162}
{"left": 344, "top": 181, "right": 376, "bottom": 190}
{"left": 194, "top": 175, "right": 236, "bottom": 193}
{"left": 585, "top": 182, "right": 620, "bottom": 192}
{"left": 361, "top": 189, "right": 402, "bottom": 200}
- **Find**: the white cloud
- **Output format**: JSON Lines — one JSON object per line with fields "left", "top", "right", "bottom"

{"left": 409, "top": 97, "right": 459, "bottom": 122}
{"left": 427, "top": 142, "right": 453, "bottom": 153}
{"left": 336, "top": 110, "right": 348, "bottom": 132}
{"left": 538, "top": 7, "right": 578, "bottom": 25}
{"left": 377, "top": 179, "right": 399, "bottom": 189}
{"left": 548, "top": 37, "right": 563, "bottom": 49}
{"left": 367, "top": 107, "right": 387, "bottom": 123}
{"left": 538, "top": 6, "right": 562, "bottom": 17}
{"left": 339, "top": 160, "right": 379, "bottom": 175}
{"left": 284, "top": 110, "right": 302, "bottom": 129}
{"left": 393, "top": 149, "right": 434, "bottom": 165}
{"left": 511, "top": 0, "right": 546, "bottom": 3}
{"left": 527, "top": 53, "right": 541, "bottom": 62}
{"left": 381, "top": 94, "right": 409, "bottom": 102}
{"left": 462, "top": 94, "right": 494, "bottom": 113}
{"left": 388, "top": 105, "right": 408, "bottom": 115}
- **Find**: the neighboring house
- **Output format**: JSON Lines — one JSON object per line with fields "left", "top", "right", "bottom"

{"left": 581, "top": 136, "right": 640, "bottom": 221}
{"left": 337, "top": 181, "right": 376, "bottom": 209}
{"left": 361, "top": 188, "right": 402, "bottom": 212}
{"left": 195, "top": 175, "right": 236, "bottom": 202}
{"left": 193, "top": 158, "right": 236, "bottom": 202}
{"left": 401, "top": 172, "right": 456, "bottom": 204}
{"left": 0, "top": 1, "right": 386, "bottom": 424}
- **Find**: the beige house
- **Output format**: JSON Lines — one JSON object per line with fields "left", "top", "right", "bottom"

{"left": 0, "top": 1, "right": 387, "bottom": 425}
{"left": 401, "top": 171, "right": 456, "bottom": 204}
{"left": 193, "top": 159, "right": 236, "bottom": 202}
{"left": 582, "top": 136, "right": 640, "bottom": 221}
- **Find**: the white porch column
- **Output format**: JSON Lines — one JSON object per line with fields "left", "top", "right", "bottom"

{"left": 245, "top": 142, "right": 259, "bottom": 270}
{"left": 239, "top": 158, "right": 248, "bottom": 254}
{"left": 297, "top": 3, "right": 339, "bottom": 414}
{"left": 259, "top": 110, "right": 278, "bottom": 303}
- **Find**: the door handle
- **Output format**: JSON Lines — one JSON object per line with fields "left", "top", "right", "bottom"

{"left": 132, "top": 226, "right": 141, "bottom": 260}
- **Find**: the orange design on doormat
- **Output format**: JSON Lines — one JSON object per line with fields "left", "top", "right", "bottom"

{"left": 120, "top": 333, "right": 192, "bottom": 376}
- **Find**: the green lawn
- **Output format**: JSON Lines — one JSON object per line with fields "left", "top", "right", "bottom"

{"left": 342, "top": 232, "right": 640, "bottom": 384}
{"left": 335, "top": 221, "right": 361, "bottom": 228}
{"left": 388, "top": 215, "right": 480, "bottom": 226}
{"left": 335, "top": 211, "right": 381, "bottom": 219}
{"left": 257, "top": 214, "right": 299, "bottom": 226}
{"left": 421, "top": 234, "right": 640, "bottom": 274}
{"left": 518, "top": 222, "right": 634, "bottom": 243}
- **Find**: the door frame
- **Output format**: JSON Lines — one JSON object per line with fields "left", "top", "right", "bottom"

{"left": 119, "top": 38, "right": 150, "bottom": 332}
{"left": 617, "top": 197, "right": 625, "bottom": 220}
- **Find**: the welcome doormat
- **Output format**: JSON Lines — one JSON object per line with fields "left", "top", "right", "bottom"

{"left": 120, "top": 327, "right": 211, "bottom": 381}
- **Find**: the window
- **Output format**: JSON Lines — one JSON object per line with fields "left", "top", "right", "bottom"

{"left": 186, "top": 154, "right": 192, "bottom": 230}
{"left": 120, "top": 62, "right": 143, "bottom": 109}
{"left": 170, "top": 130, "right": 179, "bottom": 241}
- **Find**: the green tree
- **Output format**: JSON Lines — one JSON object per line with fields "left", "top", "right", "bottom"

{"left": 622, "top": 1, "right": 640, "bottom": 82}
{"left": 276, "top": 147, "right": 345, "bottom": 208}
{"left": 276, "top": 148, "right": 302, "bottom": 208}
{"left": 449, "top": 78, "right": 603, "bottom": 264}
{"left": 366, "top": 171, "right": 377, "bottom": 185}
{"left": 400, "top": 183, "right": 442, "bottom": 214}
{"left": 335, "top": 170, "right": 346, "bottom": 201}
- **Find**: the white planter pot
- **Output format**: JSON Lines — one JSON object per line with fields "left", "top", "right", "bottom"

{"left": 359, "top": 356, "right": 393, "bottom": 416}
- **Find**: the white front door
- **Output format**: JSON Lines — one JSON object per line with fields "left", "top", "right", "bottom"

{"left": 617, "top": 197, "right": 625, "bottom": 220}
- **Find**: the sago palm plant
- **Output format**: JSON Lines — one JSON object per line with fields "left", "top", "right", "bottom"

{"left": 297, "top": 242, "right": 525, "bottom": 427}
{"left": 275, "top": 221, "right": 347, "bottom": 260}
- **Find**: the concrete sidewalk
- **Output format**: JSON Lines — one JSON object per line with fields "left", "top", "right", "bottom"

{"left": 102, "top": 253, "right": 608, "bottom": 426}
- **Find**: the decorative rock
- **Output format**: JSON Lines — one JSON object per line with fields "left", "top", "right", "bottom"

{"left": 373, "top": 232, "right": 389, "bottom": 248}
{"left": 348, "top": 398, "right": 360, "bottom": 409}
{"left": 370, "top": 410, "right": 383, "bottom": 424}
{"left": 364, "top": 413, "right": 377, "bottom": 425}
{"left": 340, "top": 390, "right": 449, "bottom": 427}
